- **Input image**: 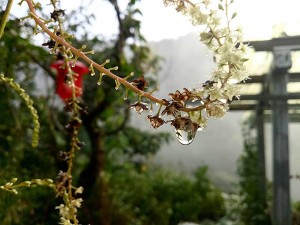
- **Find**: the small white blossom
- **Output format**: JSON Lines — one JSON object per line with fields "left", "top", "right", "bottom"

{"left": 223, "top": 83, "right": 241, "bottom": 101}
{"left": 71, "top": 198, "right": 83, "bottom": 208}
{"left": 230, "top": 66, "right": 248, "bottom": 82}
{"left": 59, "top": 218, "right": 73, "bottom": 225}
{"left": 56, "top": 204, "right": 70, "bottom": 218}
{"left": 202, "top": 0, "right": 210, "bottom": 7}
{"left": 192, "top": 87, "right": 208, "bottom": 100}
{"left": 207, "top": 10, "right": 221, "bottom": 27}
{"left": 206, "top": 102, "right": 229, "bottom": 118}
{"left": 208, "top": 88, "right": 224, "bottom": 101}
{"left": 212, "top": 68, "right": 228, "bottom": 80}
{"left": 190, "top": 111, "right": 207, "bottom": 128}
{"left": 75, "top": 186, "right": 84, "bottom": 195}
{"left": 188, "top": 6, "right": 208, "bottom": 25}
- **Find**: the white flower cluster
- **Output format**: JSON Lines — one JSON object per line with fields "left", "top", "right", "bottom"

{"left": 56, "top": 187, "right": 84, "bottom": 225}
{"left": 164, "top": 0, "right": 250, "bottom": 128}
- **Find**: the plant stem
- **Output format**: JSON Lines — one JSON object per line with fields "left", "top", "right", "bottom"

{"left": 0, "top": 0, "right": 14, "bottom": 38}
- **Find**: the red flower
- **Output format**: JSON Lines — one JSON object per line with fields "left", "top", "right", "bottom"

{"left": 50, "top": 60, "right": 89, "bottom": 101}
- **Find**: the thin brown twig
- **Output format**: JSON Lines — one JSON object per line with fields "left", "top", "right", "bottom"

{"left": 24, "top": 0, "right": 204, "bottom": 113}
{"left": 25, "top": 0, "right": 163, "bottom": 103}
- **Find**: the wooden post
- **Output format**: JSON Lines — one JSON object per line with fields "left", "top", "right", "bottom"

{"left": 270, "top": 46, "right": 291, "bottom": 225}
{"left": 256, "top": 105, "right": 267, "bottom": 209}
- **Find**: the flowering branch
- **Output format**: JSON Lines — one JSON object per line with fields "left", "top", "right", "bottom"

{"left": 0, "top": 178, "right": 55, "bottom": 194}
{"left": 0, "top": 0, "right": 252, "bottom": 224}
{"left": 0, "top": 73, "right": 40, "bottom": 147}
{"left": 21, "top": 0, "right": 250, "bottom": 146}
{"left": 24, "top": 0, "right": 164, "bottom": 105}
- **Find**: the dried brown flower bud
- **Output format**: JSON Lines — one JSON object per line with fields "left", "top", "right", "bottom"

{"left": 147, "top": 115, "right": 165, "bottom": 129}
{"left": 161, "top": 100, "right": 183, "bottom": 117}
{"left": 131, "top": 75, "right": 147, "bottom": 91}
{"left": 59, "top": 151, "right": 69, "bottom": 161}
{"left": 50, "top": 9, "right": 65, "bottom": 22}
{"left": 65, "top": 118, "right": 82, "bottom": 132}
{"left": 171, "top": 116, "right": 200, "bottom": 135}
{"left": 55, "top": 170, "right": 70, "bottom": 197}
{"left": 42, "top": 40, "right": 57, "bottom": 49}
{"left": 130, "top": 101, "right": 149, "bottom": 114}
{"left": 169, "top": 88, "right": 194, "bottom": 103}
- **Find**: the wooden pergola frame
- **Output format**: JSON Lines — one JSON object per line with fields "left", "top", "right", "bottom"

{"left": 230, "top": 35, "right": 300, "bottom": 225}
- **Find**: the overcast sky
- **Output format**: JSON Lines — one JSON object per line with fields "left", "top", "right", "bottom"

{"left": 10, "top": 0, "right": 300, "bottom": 42}
{"left": 140, "top": 0, "right": 300, "bottom": 41}
{"left": 64, "top": 0, "right": 300, "bottom": 41}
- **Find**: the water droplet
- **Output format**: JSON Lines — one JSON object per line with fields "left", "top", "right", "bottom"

{"left": 197, "top": 126, "right": 204, "bottom": 132}
{"left": 175, "top": 129, "right": 196, "bottom": 145}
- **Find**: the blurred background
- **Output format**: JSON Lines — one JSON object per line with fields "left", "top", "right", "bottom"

{"left": 1, "top": 0, "right": 300, "bottom": 224}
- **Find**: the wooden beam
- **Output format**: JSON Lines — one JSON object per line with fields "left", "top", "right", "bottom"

{"left": 238, "top": 93, "right": 300, "bottom": 101}
{"left": 245, "top": 36, "right": 300, "bottom": 52}
{"left": 229, "top": 103, "right": 300, "bottom": 111}
{"left": 241, "top": 73, "right": 300, "bottom": 84}
{"left": 264, "top": 113, "right": 300, "bottom": 123}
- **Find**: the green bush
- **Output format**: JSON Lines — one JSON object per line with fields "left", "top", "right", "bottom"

{"left": 109, "top": 164, "right": 225, "bottom": 225}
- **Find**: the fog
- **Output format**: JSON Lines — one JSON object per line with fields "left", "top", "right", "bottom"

{"left": 131, "top": 33, "right": 300, "bottom": 200}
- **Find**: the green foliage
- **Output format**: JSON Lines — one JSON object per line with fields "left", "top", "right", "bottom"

{"left": 0, "top": 17, "right": 58, "bottom": 225}
{"left": 109, "top": 164, "right": 225, "bottom": 225}
{"left": 236, "top": 119, "right": 271, "bottom": 225}
{"left": 292, "top": 201, "right": 300, "bottom": 224}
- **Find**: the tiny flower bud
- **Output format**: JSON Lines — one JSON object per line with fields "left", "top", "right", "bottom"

{"left": 11, "top": 178, "right": 18, "bottom": 183}
{"left": 46, "top": 179, "right": 54, "bottom": 184}
{"left": 24, "top": 181, "right": 31, "bottom": 186}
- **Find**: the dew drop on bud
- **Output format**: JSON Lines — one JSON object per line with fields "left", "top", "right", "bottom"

{"left": 175, "top": 129, "right": 196, "bottom": 145}
{"left": 197, "top": 126, "right": 204, "bottom": 132}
